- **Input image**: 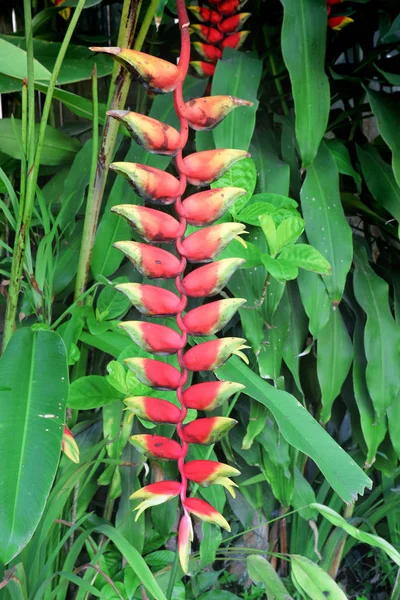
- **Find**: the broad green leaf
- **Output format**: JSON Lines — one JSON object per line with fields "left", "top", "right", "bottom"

{"left": 238, "top": 202, "right": 278, "bottom": 226}
{"left": 259, "top": 214, "right": 277, "bottom": 256}
{"left": 0, "top": 328, "right": 68, "bottom": 564}
{"left": 300, "top": 143, "right": 352, "bottom": 301}
{"left": 261, "top": 253, "right": 298, "bottom": 281}
{"left": 218, "top": 238, "right": 263, "bottom": 268}
{"left": 258, "top": 290, "right": 291, "bottom": 381}
{"left": 279, "top": 244, "right": 331, "bottom": 275}
{"left": 297, "top": 270, "right": 330, "bottom": 338}
{"left": 291, "top": 555, "right": 347, "bottom": 600}
{"left": 216, "top": 355, "right": 372, "bottom": 503}
{"left": 96, "top": 277, "right": 130, "bottom": 320}
{"left": 247, "top": 555, "right": 293, "bottom": 599}
{"left": 0, "top": 38, "right": 50, "bottom": 81}
{"left": 366, "top": 88, "right": 400, "bottom": 186}
{"left": 353, "top": 243, "right": 400, "bottom": 419}
{"left": 0, "top": 119, "right": 80, "bottom": 165}
{"left": 251, "top": 127, "right": 291, "bottom": 195}
{"left": 275, "top": 217, "right": 305, "bottom": 252}
{"left": 283, "top": 281, "right": 308, "bottom": 393}
{"left": 280, "top": 0, "right": 330, "bottom": 166}
{"left": 212, "top": 157, "right": 257, "bottom": 217}
{"left": 251, "top": 193, "right": 298, "bottom": 209}
{"left": 68, "top": 375, "right": 124, "bottom": 409}
{"left": 317, "top": 308, "right": 353, "bottom": 423}
{"left": 36, "top": 83, "right": 109, "bottom": 125}
{"left": 200, "top": 523, "right": 222, "bottom": 566}
{"left": 311, "top": 503, "right": 400, "bottom": 567}
{"left": 326, "top": 138, "right": 362, "bottom": 193}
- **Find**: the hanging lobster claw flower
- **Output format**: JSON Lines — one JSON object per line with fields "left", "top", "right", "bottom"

{"left": 183, "top": 459, "right": 240, "bottom": 485}
{"left": 130, "top": 480, "right": 181, "bottom": 519}
{"left": 221, "top": 31, "right": 250, "bottom": 50}
{"left": 181, "top": 188, "right": 246, "bottom": 225}
{"left": 218, "top": 13, "right": 251, "bottom": 33}
{"left": 192, "top": 41, "right": 222, "bottom": 62}
{"left": 181, "top": 223, "right": 247, "bottom": 263}
{"left": 119, "top": 321, "right": 185, "bottom": 355}
{"left": 183, "top": 380, "right": 245, "bottom": 410}
{"left": 115, "top": 283, "right": 181, "bottom": 316}
{"left": 130, "top": 434, "right": 182, "bottom": 460}
{"left": 184, "top": 497, "right": 230, "bottom": 530}
{"left": 107, "top": 110, "right": 181, "bottom": 156}
{"left": 182, "top": 258, "right": 245, "bottom": 297}
{"left": 190, "top": 61, "right": 216, "bottom": 78}
{"left": 111, "top": 205, "right": 180, "bottom": 243}
{"left": 183, "top": 149, "right": 250, "bottom": 186}
{"left": 328, "top": 16, "right": 353, "bottom": 30}
{"left": 178, "top": 513, "right": 193, "bottom": 574}
{"left": 110, "top": 163, "right": 181, "bottom": 205}
{"left": 113, "top": 242, "right": 182, "bottom": 279}
{"left": 182, "top": 416, "right": 237, "bottom": 444}
{"left": 183, "top": 337, "right": 249, "bottom": 371}
{"left": 61, "top": 426, "right": 80, "bottom": 464}
{"left": 124, "top": 357, "right": 182, "bottom": 390}
{"left": 183, "top": 298, "right": 246, "bottom": 335}
{"left": 188, "top": 6, "right": 222, "bottom": 23}
{"left": 89, "top": 47, "right": 180, "bottom": 93}
{"left": 190, "top": 24, "right": 224, "bottom": 44}
{"left": 124, "top": 396, "right": 182, "bottom": 424}
{"left": 184, "top": 97, "right": 253, "bottom": 132}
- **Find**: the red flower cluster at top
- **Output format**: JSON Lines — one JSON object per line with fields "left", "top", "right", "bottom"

{"left": 90, "top": 0, "right": 252, "bottom": 574}
{"left": 188, "top": 0, "right": 250, "bottom": 78}
{"left": 327, "top": 0, "right": 353, "bottom": 31}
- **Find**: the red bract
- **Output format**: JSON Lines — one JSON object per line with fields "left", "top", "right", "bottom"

{"left": 220, "top": 30, "right": 250, "bottom": 50}
{"left": 103, "top": 0, "right": 251, "bottom": 572}
{"left": 218, "top": 13, "right": 251, "bottom": 33}
{"left": 193, "top": 41, "right": 222, "bottom": 62}
{"left": 191, "top": 24, "right": 224, "bottom": 44}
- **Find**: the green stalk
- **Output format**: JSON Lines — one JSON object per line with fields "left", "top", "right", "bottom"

{"left": 2, "top": 0, "right": 87, "bottom": 351}
{"left": 20, "top": 78, "right": 28, "bottom": 220}
{"left": 166, "top": 552, "right": 180, "bottom": 600}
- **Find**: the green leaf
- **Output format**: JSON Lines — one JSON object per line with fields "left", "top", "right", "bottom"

{"left": 96, "top": 277, "right": 130, "bottom": 320}
{"left": 317, "top": 308, "right": 353, "bottom": 423}
{"left": 68, "top": 375, "right": 124, "bottom": 410}
{"left": 261, "top": 253, "right": 298, "bottom": 281}
{"left": 280, "top": 0, "right": 330, "bottom": 166}
{"left": 247, "top": 555, "right": 293, "bottom": 599}
{"left": 211, "top": 158, "right": 257, "bottom": 217}
{"left": 366, "top": 88, "right": 400, "bottom": 186}
{"left": 297, "top": 270, "right": 330, "bottom": 338}
{"left": 251, "top": 127, "right": 291, "bottom": 195}
{"left": 291, "top": 555, "right": 347, "bottom": 600}
{"left": 279, "top": 244, "right": 331, "bottom": 275}
{"left": 259, "top": 214, "right": 277, "bottom": 256}
{"left": 0, "top": 38, "right": 50, "bottom": 82}
{"left": 325, "top": 138, "right": 362, "bottom": 193}
{"left": 0, "top": 328, "right": 68, "bottom": 564}
{"left": 300, "top": 142, "right": 352, "bottom": 301}
{"left": 353, "top": 243, "right": 400, "bottom": 419}
{"left": 36, "top": 83, "right": 109, "bottom": 125}
{"left": 216, "top": 355, "right": 372, "bottom": 503}
{"left": 275, "top": 217, "right": 305, "bottom": 252}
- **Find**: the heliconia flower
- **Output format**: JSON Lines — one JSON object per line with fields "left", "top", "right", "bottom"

{"left": 326, "top": 0, "right": 345, "bottom": 4}
{"left": 191, "top": 24, "right": 224, "bottom": 44}
{"left": 182, "top": 380, "right": 245, "bottom": 411}
{"left": 107, "top": 110, "right": 181, "bottom": 156}
{"left": 184, "top": 97, "right": 252, "bottom": 132}
{"left": 192, "top": 41, "right": 222, "bottom": 62}
{"left": 113, "top": 241, "right": 181, "bottom": 279}
{"left": 217, "top": 0, "right": 241, "bottom": 16}
{"left": 183, "top": 298, "right": 246, "bottom": 335}
{"left": 110, "top": 163, "right": 180, "bottom": 205}
{"left": 188, "top": 6, "right": 222, "bottom": 23}
{"left": 183, "top": 337, "right": 249, "bottom": 371}
{"left": 124, "top": 357, "right": 182, "bottom": 390}
{"left": 111, "top": 205, "right": 180, "bottom": 243}
{"left": 61, "top": 426, "right": 80, "bottom": 464}
{"left": 328, "top": 16, "right": 354, "bottom": 30}
{"left": 221, "top": 31, "right": 250, "bottom": 50}
{"left": 181, "top": 187, "right": 246, "bottom": 226}
{"left": 183, "top": 459, "right": 240, "bottom": 486}
{"left": 130, "top": 480, "right": 181, "bottom": 520}
{"left": 190, "top": 61, "right": 216, "bottom": 78}
{"left": 115, "top": 283, "right": 181, "bottom": 316}
{"left": 184, "top": 497, "right": 230, "bottom": 530}
{"left": 180, "top": 223, "right": 247, "bottom": 263}
{"left": 130, "top": 434, "right": 183, "bottom": 460}
{"left": 182, "top": 416, "right": 237, "bottom": 445}
{"left": 218, "top": 13, "right": 251, "bottom": 33}
{"left": 183, "top": 149, "right": 250, "bottom": 186}
{"left": 119, "top": 321, "right": 184, "bottom": 355}
{"left": 182, "top": 257, "right": 245, "bottom": 297}
{"left": 178, "top": 513, "right": 193, "bottom": 574}
{"left": 89, "top": 47, "right": 179, "bottom": 93}
{"left": 125, "top": 396, "right": 182, "bottom": 424}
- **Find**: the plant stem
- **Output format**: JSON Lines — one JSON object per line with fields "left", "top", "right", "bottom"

{"left": 328, "top": 501, "right": 355, "bottom": 580}
{"left": 166, "top": 551, "right": 180, "bottom": 600}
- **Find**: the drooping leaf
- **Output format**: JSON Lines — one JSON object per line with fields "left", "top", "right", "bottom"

{"left": 247, "top": 555, "right": 294, "bottom": 599}
{"left": 279, "top": 244, "right": 331, "bottom": 275}
{"left": 211, "top": 158, "right": 257, "bottom": 218}
{"left": 291, "top": 554, "right": 347, "bottom": 599}
{"left": 326, "top": 138, "right": 362, "bottom": 193}
{"left": 0, "top": 38, "right": 50, "bottom": 82}
{"left": 68, "top": 375, "right": 124, "bottom": 410}
{"left": 297, "top": 270, "right": 330, "bottom": 338}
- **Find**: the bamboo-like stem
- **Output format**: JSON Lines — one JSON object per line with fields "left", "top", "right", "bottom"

{"left": 20, "top": 78, "right": 28, "bottom": 221}
{"left": 278, "top": 506, "right": 288, "bottom": 576}
{"left": 328, "top": 501, "right": 355, "bottom": 580}
{"left": 2, "top": 0, "right": 87, "bottom": 351}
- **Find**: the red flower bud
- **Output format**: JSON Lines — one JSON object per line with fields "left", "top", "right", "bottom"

{"left": 61, "top": 426, "right": 79, "bottom": 464}
{"left": 130, "top": 434, "right": 182, "bottom": 460}
{"left": 182, "top": 258, "right": 245, "bottom": 297}
{"left": 111, "top": 205, "right": 180, "bottom": 243}
{"left": 191, "top": 24, "right": 224, "bottom": 44}
{"left": 188, "top": 6, "right": 222, "bottom": 23}
{"left": 182, "top": 416, "right": 237, "bottom": 444}
{"left": 115, "top": 283, "right": 181, "bottom": 316}
{"left": 183, "top": 337, "right": 249, "bottom": 371}
{"left": 218, "top": 13, "right": 251, "bottom": 34}
{"left": 192, "top": 41, "right": 222, "bottom": 63}
{"left": 110, "top": 163, "right": 180, "bottom": 205}
{"left": 113, "top": 241, "right": 181, "bottom": 279}
{"left": 183, "top": 459, "right": 240, "bottom": 485}
{"left": 190, "top": 61, "right": 216, "bottom": 78}
{"left": 182, "top": 380, "right": 245, "bottom": 411}
{"left": 124, "top": 396, "right": 182, "bottom": 424}
{"left": 181, "top": 223, "right": 247, "bottom": 262}
{"left": 119, "top": 321, "right": 184, "bottom": 355}
{"left": 178, "top": 513, "right": 193, "bottom": 574}
{"left": 328, "top": 16, "right": 353, "bottom": 30}
{"left": 124, "top": 357, "right": 182, "bottom": 390}
{"left": 183, "top": 298, "right": 246, "bottom": 335}
{"left": 217, "top": 0, "right": 241, "bottom": 16}
{"left": 130, "top": 480, "right": 181, "bottom": 519}
{"left": 184, "top": 497, "right": 230, "bottom": 530}
{"left": 107, "top": 110, "right": 181, "bottom": 156}
{"left": 89, "top": 47, "right": 179, "bottom": 93}
{"left": 326, "top": 0, "right": 345, "bottom": 4}
{"left": 184, "top": 97, "right": 253, "bottom": 132}
{"left": 183, "top": 149, "right": 250, "bottom": 186}
{"left": 182, "top": 187, "right": 246, "bottom": 226}
{"left": 220, "top": 31, "right": 250, "bottom": 50}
